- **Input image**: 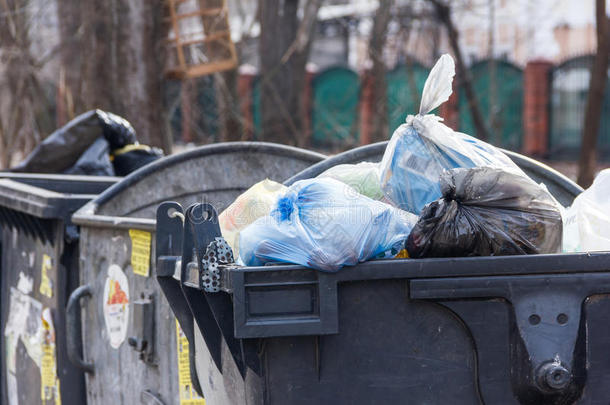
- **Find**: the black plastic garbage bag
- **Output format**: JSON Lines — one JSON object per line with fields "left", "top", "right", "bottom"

{"left": 406, "top": 167, "right": 563, "bottom": 258}
{"left": 111, "top": 144, "right": 163, "bottom": 176}
{"left": 12, "top": 109, "right": 137, "bottom": 174}
{"left": 63, "top": 138, "right": 114, "bottom": 176}
{"left": 98, "top": 110, "right": 137, "bottom": 149}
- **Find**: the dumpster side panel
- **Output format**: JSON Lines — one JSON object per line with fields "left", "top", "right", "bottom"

{"left": 79, "top": 227, "right": 177, "bottom": 405}
{"left": 193, "top": 326, "right": 264, "bottom": 405}
{"left": 1, "top": 224, "right": 85, "bottom": 405}
{"left": 259, "top": 280, "right": 479, "bottom": 404}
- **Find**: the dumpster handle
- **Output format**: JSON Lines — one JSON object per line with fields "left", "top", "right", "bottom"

{"left": 66, "top": 284, "right": 94, "bottom": 374}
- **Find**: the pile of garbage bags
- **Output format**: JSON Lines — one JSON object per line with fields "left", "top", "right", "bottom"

{"left": 12, "top": 109, "right": 163, "bottom": 176}
{"left": 218, "top": 54, "right": 565, "bottom": 272}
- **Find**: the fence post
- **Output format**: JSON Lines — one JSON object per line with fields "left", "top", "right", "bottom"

{"left": 439, "top": 78, "right": 460, "bottom": 130}
{"left": 523, "top": 60, "right": 552, "bottom": 156}
{"left": 359, "top": 69, "right": 374, "bottom": 145}
{"left": 301, "top": 64, "right": 316, "bottom": 147}
{"left": 237, "top": 65, "right": 257, "bottom": 141}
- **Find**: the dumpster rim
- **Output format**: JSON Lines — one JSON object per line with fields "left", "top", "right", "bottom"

{"left": 283, "top": 141, "right": 584, "bottom": 201}
{"left": 72, "top": 142, "right": 326, "bottom": 230}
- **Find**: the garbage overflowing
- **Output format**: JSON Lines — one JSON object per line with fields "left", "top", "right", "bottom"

{"left": 214, "top": 53, "right": 568, "bottom": 271}
{"left": 406, "top": 167, "right": 562, "bottom": 258}
{"left": 378, "top": 54, "right": 524, "bottom": 214}
{"left": 218, "top": 179, "right": 287, "bottom": 259}
{"left": 11, "top": 109, "right": 163, "bottom": 176}
{"left": 318, "top": 161, "right": 384, "bottom": 200}
{"left": 238, "top": 178, "right": 417, "bottom": 271}
{"left": 563, "top": 169, "right": 610, "bottom": 252}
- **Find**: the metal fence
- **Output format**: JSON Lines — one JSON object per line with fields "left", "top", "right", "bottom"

{"left": 458, "top": 60, "right": 523, "bottom": 151}
{"left": 386, "top": 62, "right": 429, "bottom": 136}
{"left": 311, "top": 66, "right": 361, "bottom": 147}
{"left": 550, "top": 55, "right": 610, "bottom": 159}
{"left": 166, "top": 56, "right": 610, "bottom": 161}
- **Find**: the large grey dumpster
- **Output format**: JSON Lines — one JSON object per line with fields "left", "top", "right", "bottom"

{"left": 0, "top": 173, "right": 118, "bottom": 405}
{"left": 156, "top": 144, "right": 592, "bottom": 405}
{"left": 68, "top": 142, "right": 324, "bottom": 405}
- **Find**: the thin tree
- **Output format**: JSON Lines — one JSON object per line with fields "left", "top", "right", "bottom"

{"left": 64, "top": 0, "right": 171, "bottom": 152}
{"left": 197, "top": 0, "right": 242, "bottom": 142}
{"left": 258, "top": 0, "right": 321, "bottom": 145}
{"left": 0, "top": 0, "right": 55, "bottom": 167}
{"left": 367, "top": 0, "right": 395, "bottom": 143}
{"left": 577, "top": 0, "right": 609, "bottom": 187}
{"left": 429, "top": 0, "right": 491, "bottom": 142}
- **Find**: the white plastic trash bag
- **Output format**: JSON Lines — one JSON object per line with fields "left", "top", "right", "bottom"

{"left": 563, "top": 169, "right": 610, "bottom": 252}
{"left": 379, "top": 53, "right": 524, "bottom": 214}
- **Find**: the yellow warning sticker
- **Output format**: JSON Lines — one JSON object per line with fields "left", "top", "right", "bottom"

{"left": 129, "top": 229, "right": 151, "bottom": 277}
{"left": 39, "top": 254, "right": 53, "bottom": 298}
{"left": 175, "top": 319, "right": 205, "bottom": 405}
{"left": 41, "top": 308, "right": 61, "bottom": 405}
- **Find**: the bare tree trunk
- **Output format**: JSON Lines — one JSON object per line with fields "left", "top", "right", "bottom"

{"left": 215, "top": 69, "right": 242, "bottom": 142}
{"left": 577, "top": 0, "right": 609, "bottom": 188}
{"left": 56, "top": 0, "right": 84, "bottom": 122}
{"left": 259, "top": 0, "right": 321, "bottom": 144}
{"left": 432, "top": 0, "right": 491, "bottom": 142}
{"left": 488, "top": 0, "right": 499, "bottom": 144}
{"left": 368, "top": 0, "right": 394, "bottom": 143}
{"left": 0, "top": 0, "right": 54, "bottom": 167}
{"left": 199, "top": 0, "right": 242, "bottom": 142}
{"left": 77, "top": 0, "right": 170, "bottom": 151}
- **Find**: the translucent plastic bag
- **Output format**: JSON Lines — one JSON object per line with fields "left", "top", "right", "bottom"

{"left": 406, "top": 167, "right": 563, "bottom": 258}
{"left": 317, "top": 162, "right": 384, "bottom": 200}
{"left": 379, "top": 54, "right": 523, "bottom": 214}
{"left": 563, "top": 169, "right": 610, "bottom": 252}
{"left": 219, "top": 179, "right": 287, "bottom": 259}
{"left": 239, "top": 178, "right": 417, "bottom": 272}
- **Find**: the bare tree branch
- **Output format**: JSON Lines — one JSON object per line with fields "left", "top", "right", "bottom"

{"left": 577, "top": 0, "right": 609, "bottom": 187}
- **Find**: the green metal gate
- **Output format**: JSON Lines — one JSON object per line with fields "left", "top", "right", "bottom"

{"left": 550, "top": 55, "right": 610, "bottom": 159}
{"left": 458, "top": 60, "right": 523, "bottom": 151}
{"left": 386, "top": 62, "right": 429, "bottom": 136}
{"left": 311, "top": 67, "right": 360, "bottom": 147}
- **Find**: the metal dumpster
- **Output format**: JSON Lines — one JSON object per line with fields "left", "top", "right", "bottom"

{"left": 155, "top": 145, "right": 608, "bottom": 404}
{"left": 0, "top": 173, "right": 119, "bottom": 405}
{"left": 68, "top": 142, "right": 324, "bottom": 405}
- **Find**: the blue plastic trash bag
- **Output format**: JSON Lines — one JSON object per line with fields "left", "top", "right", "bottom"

{"left": 238, "top": 178, "right": 417, "bottom": 272}
{"left": 379, "top": 54, "right": 524, "bottom": 214}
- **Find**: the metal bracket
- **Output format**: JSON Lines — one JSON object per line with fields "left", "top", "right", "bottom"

{"left": 155, "top": 201, "right": 203, "bottom": 397}
{"left": 411, "top": 272, "right": 610, "bottom": 405}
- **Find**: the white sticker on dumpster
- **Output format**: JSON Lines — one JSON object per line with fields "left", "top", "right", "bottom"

{"left": 103, "top": 264, "right": 130, "bottom": 349}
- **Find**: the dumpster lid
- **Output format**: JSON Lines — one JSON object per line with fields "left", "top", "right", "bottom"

{"left": 0, "top": 174, "right": 120, "bottom": 221}
{"left": 72, "top": 142, "right": 326, "bottom": 232}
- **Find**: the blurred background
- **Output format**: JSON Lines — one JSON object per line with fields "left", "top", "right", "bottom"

{"left": 0, "top": 0, "right": 608, "bottom": 186}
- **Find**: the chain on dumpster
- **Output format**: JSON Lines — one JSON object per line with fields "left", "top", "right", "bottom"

{"left": 201, "top": 237, "right": 234, "bottom": 293}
